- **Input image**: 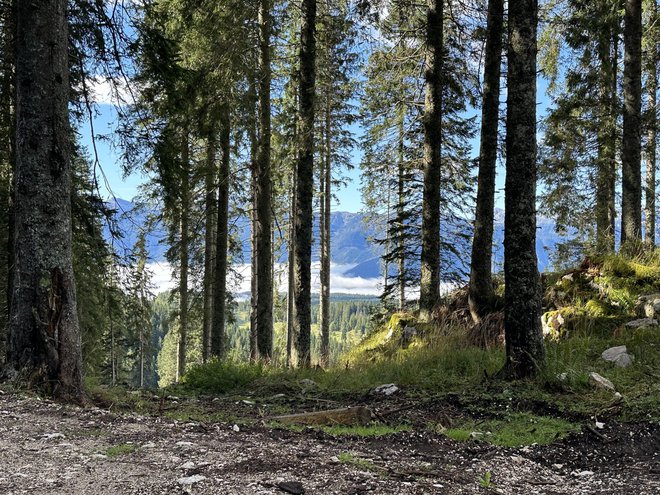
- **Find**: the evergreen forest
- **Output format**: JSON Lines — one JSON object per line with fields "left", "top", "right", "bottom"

{"left": 0, "top": 1, "right": 659, "bottom": 493}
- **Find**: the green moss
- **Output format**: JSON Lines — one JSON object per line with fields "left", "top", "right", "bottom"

{"left": 105, "top": 443, "right": 137, "bottom": 458}
{"left": 444, "top": 413, "right": 579, "bottom": 447}
{"left": 322, "top": 424, "right": 410, "bottom": 437}
{"left": 584, "top": 298, "right": 610, "bottom": 317}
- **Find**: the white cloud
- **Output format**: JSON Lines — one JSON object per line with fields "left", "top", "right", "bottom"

{"left": 146, "top": 262, "right": 382, "bottom": 296}
{"left": 85, "top": 75, "right": 133, "bottom": 106}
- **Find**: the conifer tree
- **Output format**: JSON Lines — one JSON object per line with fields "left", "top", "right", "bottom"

{"left": 502, "top": 0, "right": 545, "bottom": 379}
{"left": 621, "top": 0, "right": 643, "bottom": 246}
{"left": 469, "top": 0, "right": 504, "bottom": 322}
{"left": 8, "top": 0, "right": 84, "bottom": 400}
{"left": 292, "top": 0, "right": 317, "bottom": 367}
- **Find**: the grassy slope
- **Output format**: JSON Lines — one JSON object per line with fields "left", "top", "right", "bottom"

{"left": 89, "top": 254, "right": 660, "bottom": 446}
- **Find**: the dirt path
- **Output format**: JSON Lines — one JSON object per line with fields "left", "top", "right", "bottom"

{"left": 0, "top": 392, "right": 657, "bottom": 494}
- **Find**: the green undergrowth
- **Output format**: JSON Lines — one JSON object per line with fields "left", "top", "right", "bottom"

{"left": 271, "top": 423, "right": 410, "bottom": 437}
{"left": 443, "top": 412, "right": 580, "bottom": 447}
{"left": 105, "top": 442, "right": 137, "bottom": 457}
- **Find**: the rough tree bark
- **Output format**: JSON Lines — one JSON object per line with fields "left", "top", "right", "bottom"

{"left": 256, "top": 0, "right": 274, "bottom": 361}
{"left": 621, "top": 0, "right": 643, "bottom": 246}
{"left": 319, "top": 94, "right": 331, "bottom": 368}
{"left": 0, "top": 0, "right": 15, "bottom": 365}
{"left": 397, "top": 111, "right": 405, "bottom": 311}
{"left": 292, "top": 0, "right": 316, "bottom": 367}
{"left": 212, "top": 105, "right": 231, "bottom": 359}
{"left": 596, "top": 7, "right": 618, "bottom": 254}
{"left": 468, "top": 0, "right": 503, "bottom": 323}
{"left": 177, "top": 131, "right": 190, "bottom": 381}
{"left": 202, "top": 130, "right": 216, "bottom": 363}
{"left": 502, "top": 0, "right": 545, "bottom": 379}
{"left": 8, "top": 0, "right": 84, "bottom": 400}
{"left": 419, "top": 0, "right": 443, "bottom": 322}
{"left": 644, "top": 0, "right": 657, "bottom": 247}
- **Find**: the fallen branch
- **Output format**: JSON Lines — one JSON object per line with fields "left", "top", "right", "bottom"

{"left": 271, "top": 406, "right": 372, "bottom": 426}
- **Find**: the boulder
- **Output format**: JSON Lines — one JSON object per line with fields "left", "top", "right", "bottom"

{"left": 542, "top": 311, "right": 565, "bottom": 339}
{"left": 601, "top": 345, "right": 634, "bottom": 368}
{"left": 635, "top": 294, "right": 660, "bottom": 319}
{"left": 624, "top": 318, "right": 659, "bottom": 329}
{"left": 588, "top": 372, "right": 615, "bottom": 391}
{"left": 371, "top": 383, "right": 399, "bottom": 396}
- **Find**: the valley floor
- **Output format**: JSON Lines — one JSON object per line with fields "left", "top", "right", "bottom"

{"left": 0, "top": 391, "right": 657, "bottom": 495}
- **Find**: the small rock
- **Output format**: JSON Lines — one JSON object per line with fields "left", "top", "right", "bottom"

{"left": 370, "top": 383, "right": 399, "bottom": 396}
{"left": 177, "top": 474, "right": 206, "bottom": 486}
{"left": 613, "top": 392, "right": 623, "bottom": 400}
{"left": 277, "top": 481, "right": 305, "bottom": 494}
{"left": 624, "top": 318, "right": 658, "bottom": 329}
{"left": 142, "top": 442, "right": 156, "bottom": 449}
{"left": 179, "top": 461, "right": 196, "bottom": 470}
{"left": 329, "top": 456, "right": 340, "bottom": 463}
{"left": 42, "top": 433, "right": 66, "bottom": 441}
{"left": 595, "top": 421, "right": 605, "bottom": 429}
{"left": 232, "top": 424, "right": 240, "bottom": 432}
{"left": 242, "top": 400, "right": 255, "bottom": 405}
{"left": 601, "top": 345, "right": 634, "bottom": 368}
{"left": 588, "top": 372, "right": 615, "bottom": 391}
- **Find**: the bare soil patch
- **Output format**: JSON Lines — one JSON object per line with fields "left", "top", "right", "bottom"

{"left": 0, "top": 391, "right": 657, "bottom": 494}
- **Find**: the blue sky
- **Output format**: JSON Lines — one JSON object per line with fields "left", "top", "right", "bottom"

{"left": 77, "top": 77, "right": 552, "bottom": 214}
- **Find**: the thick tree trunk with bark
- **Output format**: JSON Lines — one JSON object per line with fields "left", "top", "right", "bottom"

{"left": 202, "top": 132, "right": 216, "bottom": 363}
{"left": 502, "top": 0, "right": 545, "bottom": 379}
{"left": 8, "top": 0, "right": 84, "bottom": 400}
{"left": 397, "top": 113, "right": 405, "bottom": 311}
{"left": 0, "top": 0, "right": 14, "bottom": 365}
{"left": 596, "top": 10, "right": 618, "bottom": 253}
{"left": 621, "top": 0, "right": 643, "bottom": 246}
{"left": 256, "top": 0, "right": 274, "bottom": 361}
{"left": 177, "top": 132, "right": 190, "bottom": 381}
{"left": 469, "top": 0, "right": 503, "bottom": 323}
{"left": 644, "top": 0, "right": 657, "bottom": 247}
{"left": 212, "top": 105, "right": 231, "bottom": 358}
{"left": 319, "top": 97, "right": 331, "bottom": 368}
{"left": 419, "top": 0, "right": 443, "bottom": 322}
{"left": 292, "top": 0, "right": 316, "bottom": 367}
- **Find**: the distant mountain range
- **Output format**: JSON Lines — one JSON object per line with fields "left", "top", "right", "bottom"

{"left": 104, "top": 199, "right": 563, "bottom": 283}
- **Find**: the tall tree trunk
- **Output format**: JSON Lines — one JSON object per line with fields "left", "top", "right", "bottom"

{"left": 8, "top": 0, "right": 84, "bottom": 400}
{"left": 419, "top": 0, "right": 443, "bottom": 322}
{"left": 286, "top": 168, "right": 296, "bottom": 367}
{"left": 256, "top": 0, "right": 274, "bottom": 361}
{"left": 596, "top": 7, "right": 618, "bottom": 253}
{"left": 469, "top": 0, "right": 503, "bottom": 322}
{"left": 177, "top": 131, "right": 190, "bottom": 381}
{"left": 249, "top": 83, "right": 259, "bottom": 363}
{"left": 0, "top": 0, "right": 15, "bottom": 364}
{"left": 501, "top": 0, "right": 545, "bottom": 379}
{"left": 621, "top": 0, "right": 643, "bottom": 246}
{"left": 202, "top": 131, "right": 216, "bottom": 363}
{"left": 644, "top": 0, "right": 658, "bottom": 247}
{"left": 319, "top": 96, "right": 331, "bottom": 368}
{"left": 212, "top": 105, "right": 231, "bottom": 358}
{"left": 397, "top": 111, "right": 405, "bottom": 311}
{"left": 292, "top": 0, "right": 316, "bottom": 367}
{"left": 608, "top": 25, "right": 619, "bottom": 243}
